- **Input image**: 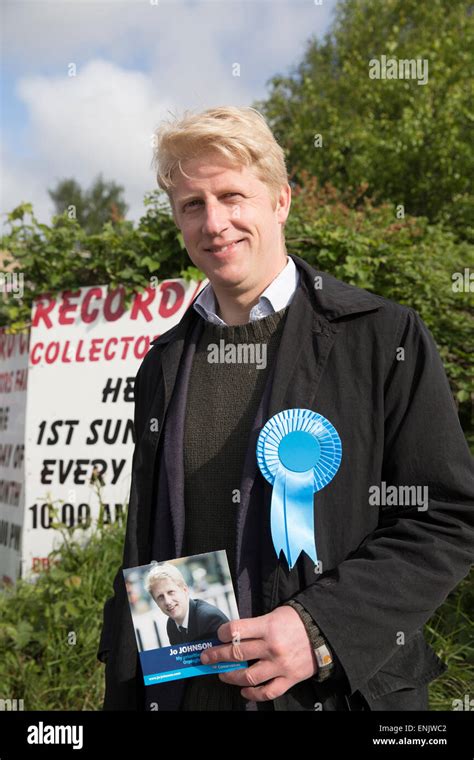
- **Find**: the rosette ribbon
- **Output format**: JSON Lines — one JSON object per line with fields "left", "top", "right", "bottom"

{"left": 256, "top": 409, "right": 342, "bottom": 569}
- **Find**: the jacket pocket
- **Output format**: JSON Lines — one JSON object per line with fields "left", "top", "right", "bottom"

{"left": 362, "top": 630, "right": 447, "bottom": 701}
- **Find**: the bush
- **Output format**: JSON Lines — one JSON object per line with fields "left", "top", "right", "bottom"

{"left": 255, "top": 0, "right": 474, "bottom": 239}
{"left": 0, "top": 519, "right": 125, "bottom": 710}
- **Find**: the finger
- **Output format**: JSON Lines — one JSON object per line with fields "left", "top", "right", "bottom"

{"left": 201, "top": 638, "right": 267, "bottom": 665}
{"left": 217, "top": 615, "right": 268, "bottom": 643}
{"left": 218, "top": 658, "right": 278, "bottom": 688}
{"left": 240, "top": 676, "right": 290, "bottom": 702}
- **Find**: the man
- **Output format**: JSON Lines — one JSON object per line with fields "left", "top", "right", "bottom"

{"left": 98, "top": 106, "right": 474, "bottom": 712}
{"left": 144, "top": 563, "right": 229, "bottom": 645}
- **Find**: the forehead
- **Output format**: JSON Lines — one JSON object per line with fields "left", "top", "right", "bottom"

{"left": 151, "top": 578, "right": 181, "bottom": 594}
{"left": 172, "top": 154, "right": 260, "bottom": 196}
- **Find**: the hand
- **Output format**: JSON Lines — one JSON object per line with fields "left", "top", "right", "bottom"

{"left": 200, "top": 605, "right": 318, "bottom": 701}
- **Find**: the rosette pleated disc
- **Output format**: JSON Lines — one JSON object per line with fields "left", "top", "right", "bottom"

{"left": 257, "top": 408, "right": 342, "bottom": 490}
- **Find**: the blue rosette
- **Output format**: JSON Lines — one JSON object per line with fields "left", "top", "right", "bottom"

{"left": 257, "top": 409, "right": 342, "bottom": 569}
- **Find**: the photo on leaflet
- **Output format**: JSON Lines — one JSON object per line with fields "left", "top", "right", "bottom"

{"left": 123, "top": 549, "right": 248, "bottom": 686}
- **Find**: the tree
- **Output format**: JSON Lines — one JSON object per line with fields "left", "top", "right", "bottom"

{"left": 254, "top": 0, "right": 474, "bottom": 240}
{"left": 48, "top": 173, "right": 129, "bottom": 234}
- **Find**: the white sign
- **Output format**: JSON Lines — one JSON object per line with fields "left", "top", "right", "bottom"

{"left": 0, "top": 329, "right": 28, "bottom": 586}
{"left": 22, "top": 279, "right": 204, "bottom": 578}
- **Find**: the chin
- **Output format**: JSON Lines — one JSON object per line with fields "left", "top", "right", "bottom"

{"left": 207, "top": 260, "right": 251, "bottom": 282}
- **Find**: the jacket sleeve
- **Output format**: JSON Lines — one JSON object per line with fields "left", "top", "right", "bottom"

{"left": 284, "top": 599, "right": 337, "bottom": 682}
{"left": 290, "top": 307, "right": 474, "bottom": 695}
{"left": 97, "top": 362, "right": 144, "bottom": 665}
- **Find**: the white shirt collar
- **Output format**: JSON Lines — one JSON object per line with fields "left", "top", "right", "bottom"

{"left": 193, "top": 255, "right": 299, "bottom": 326}
{"left": 178, "top": 604, "right": 190, "bottom": 631}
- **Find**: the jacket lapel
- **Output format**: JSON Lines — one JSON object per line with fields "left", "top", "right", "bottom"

{"left": 134, "top": 310, "right": 196, "bottom": 564}
{"left": 269, "top": 253, "right": 381, "bottom": 416}
{"left": 267, "top": 278, "right": 338, "bottom": 418}
{"left": 155, "top": 310, "right": 195, "bottom": 408}
{"left": 187, "top": 597, "right": 196, "bottom": 639}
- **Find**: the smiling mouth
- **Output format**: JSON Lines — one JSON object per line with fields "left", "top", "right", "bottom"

{"left": 205, "top": 239, "right": 245, "bottom": 253}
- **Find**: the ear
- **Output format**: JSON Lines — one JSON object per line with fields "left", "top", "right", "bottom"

{"left": 169, "top": 194, "right": 180, "bottom": 228}
{"left": 276, "top": 183, "right": 292, "bottom": 225}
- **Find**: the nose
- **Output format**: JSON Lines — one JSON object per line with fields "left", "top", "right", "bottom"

{"left": 201, "top": 200, "right": 230, "bottom": 237}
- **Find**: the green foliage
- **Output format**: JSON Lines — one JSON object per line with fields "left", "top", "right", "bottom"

{"left": 0, "top": 519, "right": 124, "bottom": 710}
{"left": 48, "top": 173, "right": 129, "bottom": 235}
{"left": 0, "top": 190, "right": 200, "bottom": 332}
{"left": 254, "top": 0, "right": 474, "bottom": 240}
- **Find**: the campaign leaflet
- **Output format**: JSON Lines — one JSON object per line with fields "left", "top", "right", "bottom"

{"left": 123, "top": 549, "right": 248, "bottom": 686}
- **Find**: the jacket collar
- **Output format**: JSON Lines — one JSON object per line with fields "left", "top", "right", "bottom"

{"left": 150, "top": 253, "right": 381, "bottom": 347}
{"left": 293, "top": 254, "right": 383, "bottom": 320}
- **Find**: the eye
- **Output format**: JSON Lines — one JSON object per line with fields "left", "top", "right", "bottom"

{"left": 183, "top": 192, "right": 241, "bottom": 210}
{"left": 184, "top": 199, "right": 201, "bottom": 210}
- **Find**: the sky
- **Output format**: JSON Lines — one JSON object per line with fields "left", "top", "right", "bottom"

{"left": 1, "top": 0, "right": 337, "bottom": 228}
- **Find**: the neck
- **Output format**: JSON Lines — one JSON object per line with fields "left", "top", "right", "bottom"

{"left": 213, "top": 255, "right": 288, "bottom": 326}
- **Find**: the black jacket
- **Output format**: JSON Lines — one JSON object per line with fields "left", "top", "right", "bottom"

{"left": 166, "top": 598, "right": 230, "bottom": 645}
{"left": 98, "top": 254, "right": 474, "bottom": 710}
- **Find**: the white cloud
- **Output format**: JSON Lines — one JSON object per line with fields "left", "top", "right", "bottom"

{"left": 19, "top": 60, "right": 168, "bottom": 179}
{"left": 2, "top": 1, "right": 333, "bottom": 72}
{"left": 0, "top": 147, "right": 52, "bottom": 223}
{"left": 1, "top": 0, "right": 335, "bottom": 226}
{"left": 4, "top": 60, "right": 175, "bottom": 223}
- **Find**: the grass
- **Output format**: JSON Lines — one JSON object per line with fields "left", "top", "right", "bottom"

{"left": 425, "top": 574, "right": 474, "bottom": 710}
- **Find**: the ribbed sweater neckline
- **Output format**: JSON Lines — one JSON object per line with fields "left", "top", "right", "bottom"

{"left": 199, "top": 304, "right": 290, "bottom": 343}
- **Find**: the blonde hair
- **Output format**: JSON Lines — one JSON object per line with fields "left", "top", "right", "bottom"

{"left": 144, "top": 563, "right": 187, "bottom": 595}
{"left": 151, "top": 105, "right": 289, "bottom": 214}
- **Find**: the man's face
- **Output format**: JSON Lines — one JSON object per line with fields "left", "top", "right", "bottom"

{"left": 170, "top": 153, "right": 291, "bottom": 294}
{"left": 150, "top": 578, "right": 189, "bottom": 622}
